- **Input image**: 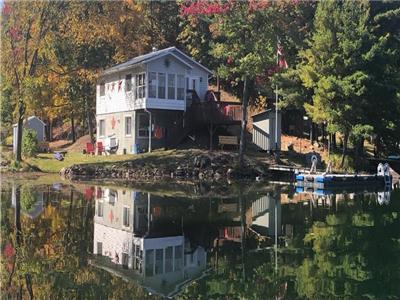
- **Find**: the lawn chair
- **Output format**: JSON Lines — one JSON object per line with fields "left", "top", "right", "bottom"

{"left": 97, "top": 141, "right": 104, "bottom": 155}
{"left": 86, "top": 143, "right": 95, "bottom": 155}
{"left": 54, "top": 152, "right": 64, "bottom": 161}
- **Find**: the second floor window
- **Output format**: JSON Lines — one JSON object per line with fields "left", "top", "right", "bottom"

{"left": 99, "top": 82, "right": 105, "bottom": 96}
{"left": 125, "top": 74, "right": 132, "bottom": 92}
{"left": 158, "top": 73, "right": 166, "bottom": 99}
{"left": 168, "top": 74, "right": 175, "bottom": 99}
{"left": 149, "top": 72, "right": 156, "bottom": 98}
{"left": 135, "top": 73, "right": 145, "bottom": 99}
{"left": 177, "top": 75, "right": 185, "bottom": 100}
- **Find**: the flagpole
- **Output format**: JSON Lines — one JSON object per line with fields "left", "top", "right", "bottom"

{"left": 275, "top": 36, "right": 279, "bottom": 157}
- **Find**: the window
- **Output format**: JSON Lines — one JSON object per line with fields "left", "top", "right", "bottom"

{"left": 145, "top": 249, "right": 154, "bottom": 276}
{"left": 158, "top": 73, "right": 166, "bottom": 99}
{"left": 125, "top": 74, "right": 132, "bottom": 92}
{"left": 168, "top": 74, "right": 175, "bottom": 99}
{"left": 135, "top": 73, "right": 146, "bottom": 99}
{"left": 137, "top": 113, "right": 154, "bottom": 138}
{"left": 174, "top": 245, "right": 182, "bottom": 271}
{"left": 99, "top": 119, "right": 105, "bottom": 137}
{"left": 122, "top": 253, "right": 129, "bottom": 269}
{"left": 125, "top": 116, "right": 132, "bottom": 136}
{"left": 177, "top": 75, "right": 185, "bottom": 100}
{"left": 165, "top": 246, "right": 173, "bottom": 273}
{"left": 155, "top": 249, "right": 164, "bottom": 274}
{"left": 100, "top": 82, "right": 105, "bottom": 96}
{"left": 97, "top": 242, "right": 103, "bottom": 255}
{"left": 123, "top": 207, "right": 130, "bottom": 227}
{"left": 149, "top": 72, "right": 157, "bottom": 98}
{"left": 97, "top": 201, "right": 103, "bottom": 217}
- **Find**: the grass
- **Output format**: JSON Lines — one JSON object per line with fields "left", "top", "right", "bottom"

{"left": 23, "top": 149, "right": 213, "bottom": 173}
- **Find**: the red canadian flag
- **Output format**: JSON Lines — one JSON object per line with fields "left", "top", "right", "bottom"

{"left": 277, "top": 41, "right": 288, "bottom": 69}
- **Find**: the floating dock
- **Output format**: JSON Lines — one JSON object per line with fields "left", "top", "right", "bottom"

{"left": 296, "top": 163, "right": 392, "bottom": 189}
{"left": 295, "top": 173, "right": 388, "bottom": 189}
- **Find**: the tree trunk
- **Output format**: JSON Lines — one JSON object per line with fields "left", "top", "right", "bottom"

{"left": 70, "top": 112, "right": 76, "bottom": 143}
{"left": 340, "top": 132, "right": 349, "bottom": 169}
{"left": 332, "top": 132, "right": 337, "bottom": 150}
{"left": 239, "top": 78, "right": 249, "bottom": 169}
{"left": 15, "top": 116, "right": 24, "bottom": 162}
{"left": 86, "top": 99, "right": 94, "bottom": 143}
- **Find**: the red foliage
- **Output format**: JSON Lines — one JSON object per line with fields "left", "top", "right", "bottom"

{"left": 248, "top": 0, "right": 269, "bottom": 12}
{"left": 3, "top": 243, "right": 14, "bottom": 259}
{"left": 227, "top": 57, "right": 233, "bottom": 65}
{"left": 2, "top": 3, "right": 11, "bottom": 16}
{"left": 180, "top": 0, "right": 233, "bottom": 16}
{"left": 9, "top": 27, "right": 22, "bottom": 41}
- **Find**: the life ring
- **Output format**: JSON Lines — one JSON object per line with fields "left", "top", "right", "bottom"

{"left": 154, "top": 126, "right": 163, "bottom": 139}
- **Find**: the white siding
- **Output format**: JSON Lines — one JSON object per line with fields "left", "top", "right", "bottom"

{"left": 96, "top": 66, "right": 145, "bottom": 115}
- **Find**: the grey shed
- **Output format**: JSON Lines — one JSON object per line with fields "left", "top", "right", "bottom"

{"left": 251, "top": 110, "right": 281, "bottom": 151}
{"left": 13, "top": 116, "right": 46, "bottom": 154}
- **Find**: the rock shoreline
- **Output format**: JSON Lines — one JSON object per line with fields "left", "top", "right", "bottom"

{"left": 60, "top": 152, "right": 269, "bottom": 182}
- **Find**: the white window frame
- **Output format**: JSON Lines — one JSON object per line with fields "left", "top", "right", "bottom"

{"left": 99, "top": 119, "right": 105, "bottom": 137}
{"left": 157, "top": 72, "right": 166, "bottom": 99}
{"left": 148, "top": 72, "right": 157, "bottom": 98}
{"left": 135, "top": 73, "right": 146, "bottom": 99}
{"left": 167, "top": 73, "right": 176, "bottom": 100}
{"left": 125, "top": 74, "right": 132, "bottom": 92}
{"left": 137, "top": 113, "right": 154, "bottom": 139}
{"left": 125, "top": 116, "right": 132, "bottom": 137}
{"left": 122, "top": 206, "right": 130, "bottom": 227}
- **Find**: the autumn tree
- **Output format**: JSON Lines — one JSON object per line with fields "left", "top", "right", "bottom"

{"left": 1, "top": 1, "right": 64, "bottom": 161}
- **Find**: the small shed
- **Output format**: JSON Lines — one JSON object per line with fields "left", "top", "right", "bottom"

{"left": 251, "top": 110, "right": 281, "bottom": 151}
{"left": 13, "top": 116, "right": 46, "bottom": 154}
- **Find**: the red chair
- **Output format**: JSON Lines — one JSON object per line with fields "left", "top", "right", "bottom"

{"left": 97, "top": 142, "right": 104, "bottom": 155}
{"left": 86, "top": 143, "right": 95, "bottom": 155}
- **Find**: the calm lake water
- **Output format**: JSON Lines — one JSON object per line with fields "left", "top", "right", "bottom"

{"left": 1, "top": 175, "right": 399, "bottom": 299}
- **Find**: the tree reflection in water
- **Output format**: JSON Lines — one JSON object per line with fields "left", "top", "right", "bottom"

{"left": 1, "top": 179, "right": 399, "bottom": 299}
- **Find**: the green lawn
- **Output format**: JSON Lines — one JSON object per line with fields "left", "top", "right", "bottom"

{"left": 25, "top": 152, "right": 139, "bottom": 173}
{"left": 24, "top": 149, "right": 198, "bottom": 173}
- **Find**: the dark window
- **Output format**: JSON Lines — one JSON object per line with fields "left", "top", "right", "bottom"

{"left": 125, "top": 116, "right": 132, "bottom": 136}
{"left": 158, "top": 73, "right": 166, "bottom": 99}
{"left": 149, "top": 72, "right": 156, "bottom": 98}
{"left": 100, "top": 82, "right": 105, "bottom": 96}
{"left": 123, "top": 207, "right": 130, "bottom": 227}
{"left": 168, "top": 74, "right": 175, "bottom": 99}
{"left": 125, "top": 74, "right": 132, "bottom": 92}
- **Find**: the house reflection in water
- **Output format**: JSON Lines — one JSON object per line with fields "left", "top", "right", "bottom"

{"left": 90, "top": 187, "right": 207, "bottom": 298}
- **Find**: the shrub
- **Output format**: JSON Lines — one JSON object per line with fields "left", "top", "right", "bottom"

{"left": 22, "top": 129, "right": 38, "bottom": 157}
{"left": 20, "top": 186, "right": 36, "bottom": 211}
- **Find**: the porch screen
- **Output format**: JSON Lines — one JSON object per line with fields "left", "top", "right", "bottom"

{"left": 177, "top": 75, "right": 185, "bottom": 100}
{"left": 149, "top": 72, "right": 156, "bottom": 98}
{"left": 158, "top": 73, "right": 166, "bottom": 99}
{"left": 168, "top": 74, "right": 175, "bottom": 99}
{"left": 137, "top": 113, "right": 154, "bottom": 137}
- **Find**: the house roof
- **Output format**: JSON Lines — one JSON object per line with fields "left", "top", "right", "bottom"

{"left": 13, "top": 116, "right": 45, "bottom": 127}
{"left": 101, "top": 47, "right": 213, "bottom": 76}
{"left": 251, "top": 109, "right": 280, "bottom": 119}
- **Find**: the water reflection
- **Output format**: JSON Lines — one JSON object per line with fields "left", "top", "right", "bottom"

{"left": 1, "top": 178, "right": 399, "bottom": 299}
{"left": 91, "top": 188, "right": 207, "bottom": 298}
